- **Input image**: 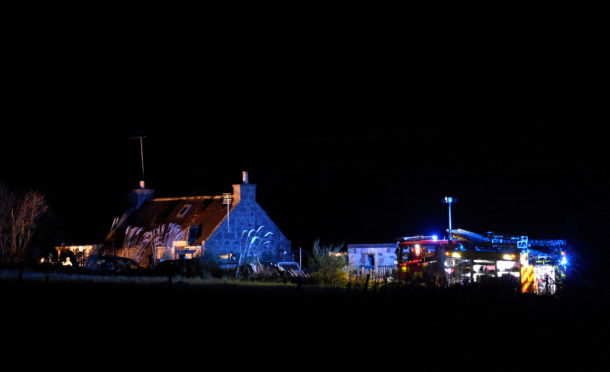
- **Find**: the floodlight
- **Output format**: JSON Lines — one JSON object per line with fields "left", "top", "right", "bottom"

{"left": 442, "top": 196, "right": 458, "bottom": 243}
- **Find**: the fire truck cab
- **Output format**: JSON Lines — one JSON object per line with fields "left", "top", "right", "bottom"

{"left": 397, "top": 236, "right": 452, "bottom": 284}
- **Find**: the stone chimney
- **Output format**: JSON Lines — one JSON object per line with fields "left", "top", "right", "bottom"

{"left": 233, "top": 171, "right": 256, "bottom": 205}
{"left": 130, "top": 182, "right": 155, "bottom": 210}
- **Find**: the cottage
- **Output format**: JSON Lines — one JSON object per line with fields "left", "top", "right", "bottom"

{"left": 106, "top": 172, "right": 291, "bottom": 267}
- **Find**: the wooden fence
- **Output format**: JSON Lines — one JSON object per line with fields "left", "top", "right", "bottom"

{"left": 349, "top": 265, "right": 397, "bottom": 280}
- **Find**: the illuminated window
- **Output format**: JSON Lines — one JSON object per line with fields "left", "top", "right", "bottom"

{"left": 177, "top": 204, "right": 192, "bottom": 218}
{"left": 218, "top": 253, "right": 234, "bottom": 260}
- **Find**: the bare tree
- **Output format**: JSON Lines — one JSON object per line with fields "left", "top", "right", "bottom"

{"left": 0, "top": 183, "right": 49, "bottom": 264}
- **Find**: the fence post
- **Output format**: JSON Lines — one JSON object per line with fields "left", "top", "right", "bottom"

{"left": 362, "top": 274, "right": 370, "bottom": 295}
{"left": 383, "top": 276, "right": 388, "bottom": 296}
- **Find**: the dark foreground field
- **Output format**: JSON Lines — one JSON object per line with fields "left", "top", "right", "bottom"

{"left": 1, "top": 274, "right": 609, "bottom": 369}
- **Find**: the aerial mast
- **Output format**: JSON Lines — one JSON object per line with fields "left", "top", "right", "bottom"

{"left": 223, "top": 193, "right": 233, "bottom": 231}
{"left": 130, "top": 133, "right": 146, "bottom": 188}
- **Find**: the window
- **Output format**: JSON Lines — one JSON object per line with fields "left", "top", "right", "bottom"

{"left": 365, "top": 254, "right": 375, "bottom": 267}
{"left": 177, "top": 204, "right": 192, "bottom": 218}
{"left": 188, "top": 224, "right": 202, "bottom": 245}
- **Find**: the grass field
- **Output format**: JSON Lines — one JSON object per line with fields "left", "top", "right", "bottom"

{"left": 1, "top": 269, "right": 608, "bottom": 368}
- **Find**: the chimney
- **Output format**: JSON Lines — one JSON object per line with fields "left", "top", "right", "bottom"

{"left": 130, "top": 183, "right": 155, "bottom": 209}
{"left": 233, "top": 171, "right": 256, "bottom": 205}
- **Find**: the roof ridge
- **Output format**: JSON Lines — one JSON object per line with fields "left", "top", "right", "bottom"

{"left": 151, "top": 195, "right": 224, "bottom": 202}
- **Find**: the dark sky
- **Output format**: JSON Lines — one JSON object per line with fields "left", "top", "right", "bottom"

{"left": 3, "top": 13, "right": 608, "bottom": 265}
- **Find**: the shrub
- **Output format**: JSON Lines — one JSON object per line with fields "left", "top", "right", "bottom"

{"left": 309, "top": 239, "right": 348, "bottom": 286}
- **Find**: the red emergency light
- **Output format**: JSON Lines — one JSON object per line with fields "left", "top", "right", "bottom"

{"left": 400, "top": 239, "right": 452, "bottom": 246}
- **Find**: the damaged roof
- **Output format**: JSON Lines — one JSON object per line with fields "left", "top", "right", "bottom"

{"left": 110, "top": 196, "right": 228, "bottom": 245}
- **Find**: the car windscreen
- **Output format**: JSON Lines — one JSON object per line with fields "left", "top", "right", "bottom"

{"left": 279, "top": 264, "right": 300, "bottom": 271}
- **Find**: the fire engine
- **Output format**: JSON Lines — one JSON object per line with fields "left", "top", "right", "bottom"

{"left": 396, "top": 229, "right": 568, "bottom": 294}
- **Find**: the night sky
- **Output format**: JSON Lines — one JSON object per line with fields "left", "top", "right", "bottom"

{"left": 3, "top": 14, "right": 608, "bottom": 269}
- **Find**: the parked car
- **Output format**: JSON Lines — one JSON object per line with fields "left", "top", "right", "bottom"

{"left": 154, "top": 259, "right": 203, "bottom": 278}
{"left": 215, "top": 261, "right": 308, "bottom": 280}
{"left": 274, "top": 261, "right": 309, "bottom": 278}
{"left": 85, "top": 255, "right": 141, "bottom": 274}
